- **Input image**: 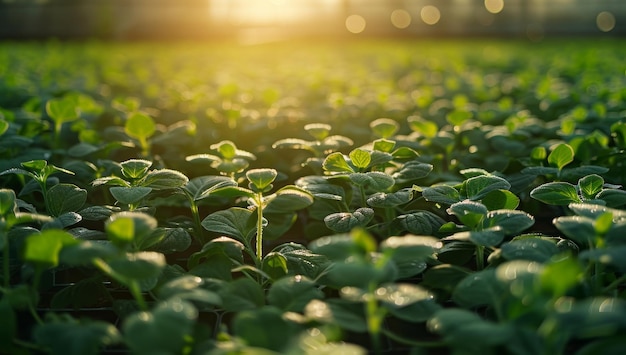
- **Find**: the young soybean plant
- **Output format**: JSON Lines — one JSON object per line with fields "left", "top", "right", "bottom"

{"left": 92, "top": 158, "right": 189, "bottom": 211}
{"left": 197, "top": 168, "right": 314, "bottom": 282}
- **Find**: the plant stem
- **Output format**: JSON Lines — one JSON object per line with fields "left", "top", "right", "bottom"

{"left": 129, "top": 281, "right": 148, "bottom": 311}
{"left": 189, "top": 200, "right": 205, "bottom": 244}
{"left": 255, "top": 192, "right": 264, "bottom": 263}
{"left": 476, "top": 245, "right": 485, "bottom": 270}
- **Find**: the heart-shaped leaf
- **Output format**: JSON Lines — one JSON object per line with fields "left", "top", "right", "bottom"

{"left": 120, "top": 159, "right": 152, "bottom": 179}
{"left": 201, "top": 207, "right": 256, "bottom": 244}
{"left": 323, "top": 152, "right": 355, "bottom": 174}
{"left": 47, "top": 183, "right": 87, "bottom": 217}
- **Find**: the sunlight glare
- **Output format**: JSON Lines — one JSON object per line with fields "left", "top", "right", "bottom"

{"left": 484, "top": 0, "right": 504, "bottom": 14}
{"left": 596, "top": 11, "right": 616, "bottom": 32}
{"left": 346, "top": 14, "right": 366, "bottom": 34}
{"left": 391, "top": 9, "right": 412, "bottom": 29}
{"left": 421, "top": 6, "right": 441, "bottom": 26}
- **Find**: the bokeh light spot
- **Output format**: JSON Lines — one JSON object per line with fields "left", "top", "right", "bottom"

{"left": 596, "top": 11, "right": 616, "bottom": 32}
{"left": 421, "top": 5, "right": 440, "bottom": 25}
{"left": 346, "top": 14, "right": 366, "bottom": 34}
{"left": 391, "top": 9, "right": 411, "bottom": 29}
{"left": 484, "top": 0, "right": 504, "bottom": 14}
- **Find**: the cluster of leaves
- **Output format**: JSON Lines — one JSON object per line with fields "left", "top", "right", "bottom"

{"left": 0, "top": 39, "right": 626, "bottom": 354}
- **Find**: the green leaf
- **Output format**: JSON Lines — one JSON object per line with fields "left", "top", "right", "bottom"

{"left": 246, "top": 168, "right": 278, "bottom": 191}
{"left": 35, "top": 316, "right": 121, "bottom": 355}
{"left": 481, "top": 189, "right": 519, "bottom": 210}
{"left": 447, "top": 200, "right": 488, "bottom": 228}
{"left": 125, "top": 112, "right": 155, "bottom": 140}
{"left": 304, "top": 123, "right": 332, "bottom": 140}
{"left": 392, "top": 161, "right": 432, "bottom": 182}
{"left": 188, "top": 236, "right": 244, "bottom": 270}
{"left": 422, "top": 264, "right": 472, "bottom": 291}
{"left": 201, "top": 207, "right": 256, "bottom": 244}
{"left": 219, "top": 278, "right": 265, "bottom": 312}
{"left": 372, "top": 138, "right": 396, "bottom": 152}
{"left": 452, "top": 269, "right": 503, "bottom": 308}
{"left": 501, "top": 237, "right": 560, "bottom": 262}
{"left": 370, "top": 118, "right": 399, "bottom": 138}
{"left": 123, "top": 299, "right": 197, "bottom": 354}
{"left": 367, "top": 189, "right": 411, "bottom": 208}
{"left": 349, "top": 148, "right": 371, "bottom": 169}
{"left": 548, "top": 143, "right": 574, "bottom": 171}
{"left": 46, "top": 183, "right": 87, "bottom": 217}
{"left": 274, "top": 243, "right": 331, "bottom": 280}
{"left": 596, "top": 189, "right": 626, "bottom": 208}
{"left": 349, "top": 172, "right": 394, "bottom": 191}
{"left": 106, "top": 212, "right": 157, "bottom": 248}
{"left": 120, "top": 159, "right": 152, "bottom": 179}
{"left": 108, "top": 251, "right": 166, "bottom": 281}
{"left": 265, "top": 186, "right": 314, "bottom": 212}
{"left": 46, "top": 97, "right": 78, "bottom": 123}
{"left": 464, "top": 175, "right": 511, "bottom": 201}
{"left": 0, "top": 118, "right": 8, "bottom": 136}
{"left": 24, "top": 229, "right": 78, "bottom": 268}
{"left": 156, "top": 276, "right": 222, "bottom": 306}
{"left": 268, "top": 275, "right": 324, "bottom": 312}
{"left": 428, "top": 308, "right": 513, "bottom": 346}
{"left": 452, "top": 229, "right": 505, "bottom": 247}
{"left": 233, "top": 306, "right": 297, "bottom": 352}
{"left": 305, "top": 299, "right": 368, "bottom": 332}
{"left": 182, "top": 175, "right": 238, "bottom": 201}
{"left": 379, "top": 284, "right": 441, "bottom": 322}
{"left": 211, "top": 140, "right": 237, "bottom": 159}
{"left": 554, "top": 215, "right": 597, "bottom": 246}
{"left": 483, "top": 210, "right": 534, "bottom": 235}
{"left": 446, "top": 110, "right": 473, "bottom": 126}
{"left": 579, "top": 174, "right": 605, "bottom": 200}
{"left": 539, "top": 255, "right": 583, "bottom": 297}
{"left": 324, "top": 208, "right": 374, "bottom": 232}
{"left": 407, "top": 116, "right": 438, "bottom": 138}
{"left": 139, "top": 169, "right": 189, "bottom": 190}
{"left": 422, "top": 185, "right": 461, "bottom": 205}
{"left": 60, "top": 241, "right": 118, "bottom": 266}
{"left": 381, "top": 235, "right": 442, "bottom": 262}
{"left": 309, "top": 234, "right": 361, "bottom": 260}
{"left": 322, "top": 152, "right": 355, "bottom": 173}
{"left": 395, "top": 211, "right": 446, "bottom": 235}
{"left": 530, "top": 182, "right": 581, "bottom": 205}
{"left": 154, "top": 227, "right": 191, "bottom": 254}
{"left": 109, "top": 186, "right": 152, "bottom": 205}
{"left": 261, "top": 252, "right": 289, "bottom": 280}
{"left": 0, "top": 188, "right": 16, "bottom": 216}
{"left": 530, "top": 146, "right": 547, "bottom": 161}
{"left": 580, "top": 246, "right": 626, "bottom": 273}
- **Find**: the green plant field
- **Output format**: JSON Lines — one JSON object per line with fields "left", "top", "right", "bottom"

{"left": 1, "top": 38, "right": 626, "bottom": 354}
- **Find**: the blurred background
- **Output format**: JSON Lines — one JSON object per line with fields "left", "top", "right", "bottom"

{"left": 0, "top": 0, "right": 624, "bottom": 42}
